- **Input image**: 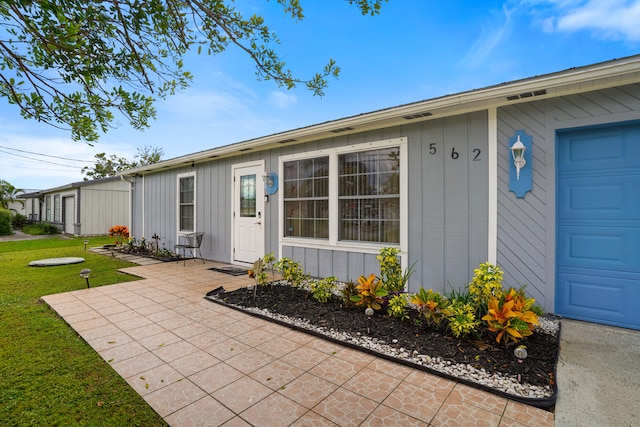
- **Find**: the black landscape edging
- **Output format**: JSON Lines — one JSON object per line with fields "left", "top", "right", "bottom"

{"left": 204, "top": 291, "right": 559, "bottom": 411}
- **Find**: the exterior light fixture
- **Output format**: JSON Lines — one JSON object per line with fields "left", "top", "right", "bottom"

{"left": 514, "top": 345, "right": 528, "bottom": 383}
{"left": 508, "top": 130, "right": 533, "bottom": 198}
{"left": 84, "top": 239, "right": 89, "bottom": 250}
{"left": 80, "top": 268, "right": 91, "bottom": 289}
{"left": 262, "top": 171, "right": 274, "bottom": 187}
{"left": 510, "top": 135, "right": 526, "bottom": 180}
{"left": 365, "top": 307, "right": 374, "bottom": 334}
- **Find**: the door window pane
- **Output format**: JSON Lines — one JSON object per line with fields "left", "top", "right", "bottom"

{"left": 240, "top": 174, "right": 256, "bottom": 217}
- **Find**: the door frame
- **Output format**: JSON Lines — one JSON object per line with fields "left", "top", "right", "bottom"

{"left": 230, "top": 160, "right": 266, "bottom": 266}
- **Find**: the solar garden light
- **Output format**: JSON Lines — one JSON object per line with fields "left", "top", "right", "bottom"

{"left": 84, "top": 239, "right": 89, "bottom": 251}
{"left": 365, "top": 307, "right": 374, "bottom": 334}
{"left": 80, "top": 268, "right": 91, "bottom": 289}
{"left": 510, "top": 135, "right": 527, "bottom": 180}
{"left": 514, "top": 345, "right": 528, "bottom": 383}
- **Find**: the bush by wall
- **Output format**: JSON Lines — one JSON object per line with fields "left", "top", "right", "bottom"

{"left": 11, "top": 213, "right": 28, "bottom": 229}
{"left": 0, "top": 209, "right": 12, "bottom": 235}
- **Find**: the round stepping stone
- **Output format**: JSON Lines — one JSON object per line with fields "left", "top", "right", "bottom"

{"left": 29, "top": 257, "right": 85, "bottom": 267}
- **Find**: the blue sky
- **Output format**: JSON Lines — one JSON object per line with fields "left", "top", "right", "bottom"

{"left": 2, "top": 0, "right": 640, "bottom": 190}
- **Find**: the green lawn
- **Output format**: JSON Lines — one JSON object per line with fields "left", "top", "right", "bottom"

{"left": 0, "top": 236, "right": 167, "bottom": 426}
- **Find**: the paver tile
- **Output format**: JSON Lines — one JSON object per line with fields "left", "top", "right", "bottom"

{"left": 211, "top": 376, "right": 272, "bottom": 413}
{"left": 164, "top": 395, "right": 234, "bottom": 427}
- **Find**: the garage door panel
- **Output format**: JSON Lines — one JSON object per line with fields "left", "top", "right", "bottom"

{"left": 557, "top": 226, "right": 640, "bottom": 271}
{"left": 557, "top": 126, "right": 640, "bottom": 171}
{"left": 557, "top": 175, "right": 640, "bottom": 220}
{"left": 557, "top": 272, "right": 639, "bottom": 327}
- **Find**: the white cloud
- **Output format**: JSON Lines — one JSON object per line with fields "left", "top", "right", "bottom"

{"left": 528, "top": 0, "right": 640, "bottom": 42}
{"left": 268, "top": 91, "right": 297, "bottom": 108}
{"left": 0, "top": 132, "right": 138, "bottom": 190}
{"left": 462, "top": 5, "right": 515, "bottom": 68}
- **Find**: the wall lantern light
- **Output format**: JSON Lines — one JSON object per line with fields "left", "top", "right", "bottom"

{"left": 80, "top": 268, "right": 91, "bottom": 289}
{"left": 508, "top": 130, "right": 532, "bottom": 198}
{"left": 510, "top": 135, "right": 526, "bottom": 180}
{"left": 262, "top": 171, "right": 274, "bottom": 187}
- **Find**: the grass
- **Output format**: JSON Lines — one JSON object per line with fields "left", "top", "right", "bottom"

{"left": 0, "top": 236, "right": 167, "bottom": 426}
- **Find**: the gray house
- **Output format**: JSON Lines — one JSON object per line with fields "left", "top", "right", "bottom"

{"left": 23, "top": 177, "right": 131, "bottom": 235}
{"left": 122, "top": 55, "right": 640, "bottom": 331}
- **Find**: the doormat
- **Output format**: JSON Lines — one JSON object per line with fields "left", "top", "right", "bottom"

{"left": 208, "top": 266, "right": 249, "bottom": 276}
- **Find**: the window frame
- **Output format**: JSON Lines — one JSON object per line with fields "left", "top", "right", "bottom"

{"left": 45, "top": 195, "right": 52, "bottom": 221}
{"left": 53, "top": 194, "right": 61, "bottom": 222}
{"left": 282, "top": 156, "right": 330, "bottom": 240}
{"left": 176, "top": 171, "right": 196, "bottom": 233}
{"left": 278, "top": 137, "right": 408, "bottom": 254}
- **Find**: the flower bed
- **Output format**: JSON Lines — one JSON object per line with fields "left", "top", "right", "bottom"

{"left": 206, "top": 282, "right": 559, "bottom": 410}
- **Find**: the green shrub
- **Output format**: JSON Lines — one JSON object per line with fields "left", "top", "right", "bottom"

{"left": 310, "top": 276, "right": 337, "bottom": 303}
{"left": 22, "top": 223, "right": 60, "bottom": 235}
{"left": 446, "top": 299, "right": 480, "bottom": 338}
{"left": 11, "top": 213, "right": 28, "bottom": 229}
{"left": 376, "top": 247, "right": 415, "bottom": 293}
{"left": 274, "top": 257, "right": 309, "bottom": 288}
{"left": 387, "top": 293, "right": 409, "bottom": 321}
{"left": 0, "top": 208, "right": 11, "bottom": 235}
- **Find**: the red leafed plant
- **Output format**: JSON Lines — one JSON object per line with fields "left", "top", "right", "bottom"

{"left": 108, "top": 225, "right": 129, "bottom": 245}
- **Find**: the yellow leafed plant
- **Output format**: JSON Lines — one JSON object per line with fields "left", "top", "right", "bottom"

{"left": 351, "top": 274, "right": 388, "bottom": 310}
{"left": 481, "top": 287, "right": 539, "bottom": 346}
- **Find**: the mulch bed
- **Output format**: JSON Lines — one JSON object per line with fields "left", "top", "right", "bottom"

{"left": 207, "top": 283, "right": 559, "bottom": 409}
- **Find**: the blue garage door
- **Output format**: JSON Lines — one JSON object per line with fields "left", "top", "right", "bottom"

{"left": 556, "top": 124, "right": 640, "bottom": 330}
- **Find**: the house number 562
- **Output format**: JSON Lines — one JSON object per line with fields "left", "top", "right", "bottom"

{"left": 428, "top": 144, "right": 482, "bottom": 161}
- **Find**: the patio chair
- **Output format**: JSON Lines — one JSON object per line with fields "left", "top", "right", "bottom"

{"left": 174, "top": 232, "right": 205, "bottom": 265}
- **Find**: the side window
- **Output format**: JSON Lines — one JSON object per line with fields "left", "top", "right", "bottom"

{"left": 45, "top": 195, "right": 52, "bottom": 221}
{"left": 53, "top": 195, "right": 60, "bottom": 222}
{"left": 178, "top": 174, "right": 195, "bottom": 232}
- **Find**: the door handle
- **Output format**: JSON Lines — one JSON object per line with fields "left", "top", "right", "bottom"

{"left": 255, "top": 221, "right": 261, "bottom": 225}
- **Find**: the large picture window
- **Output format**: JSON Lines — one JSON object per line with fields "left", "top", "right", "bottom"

{"left": 283, "top": 157, "right": 329, "bottom": 238}
{"left": 178, "top": 173, "right": 195, "bottom": 232}
{"left": 280, "top": 137, "right": 406, "bottom": 248}
{"left": 338, "top": 148, "right": 400, "bottom": 243}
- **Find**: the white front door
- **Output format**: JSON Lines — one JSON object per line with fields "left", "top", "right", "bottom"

{"left": 233, "top": 163, "right": 265, "bottom": 264}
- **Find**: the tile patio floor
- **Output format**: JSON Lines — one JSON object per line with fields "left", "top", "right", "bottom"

{"left": 42, "top": 257, "right": 554, "bottom": 427}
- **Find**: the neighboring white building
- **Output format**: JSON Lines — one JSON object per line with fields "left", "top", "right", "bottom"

{"left": 23, "top": 177, "right": 130, "bottom": 235}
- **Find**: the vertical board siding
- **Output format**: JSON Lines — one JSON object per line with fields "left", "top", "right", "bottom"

{"left": 130, "top": 113, "right": 490, "bottom": 295}
{"left": 496, "top": 83, "right": 640, "bottom": 310}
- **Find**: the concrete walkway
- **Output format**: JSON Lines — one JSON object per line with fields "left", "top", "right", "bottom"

{"left": 555, "top": 319, "right": 640, "bottom": 427}
{"left": 42, "top": 257, "right": 554, "bottom": 427}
